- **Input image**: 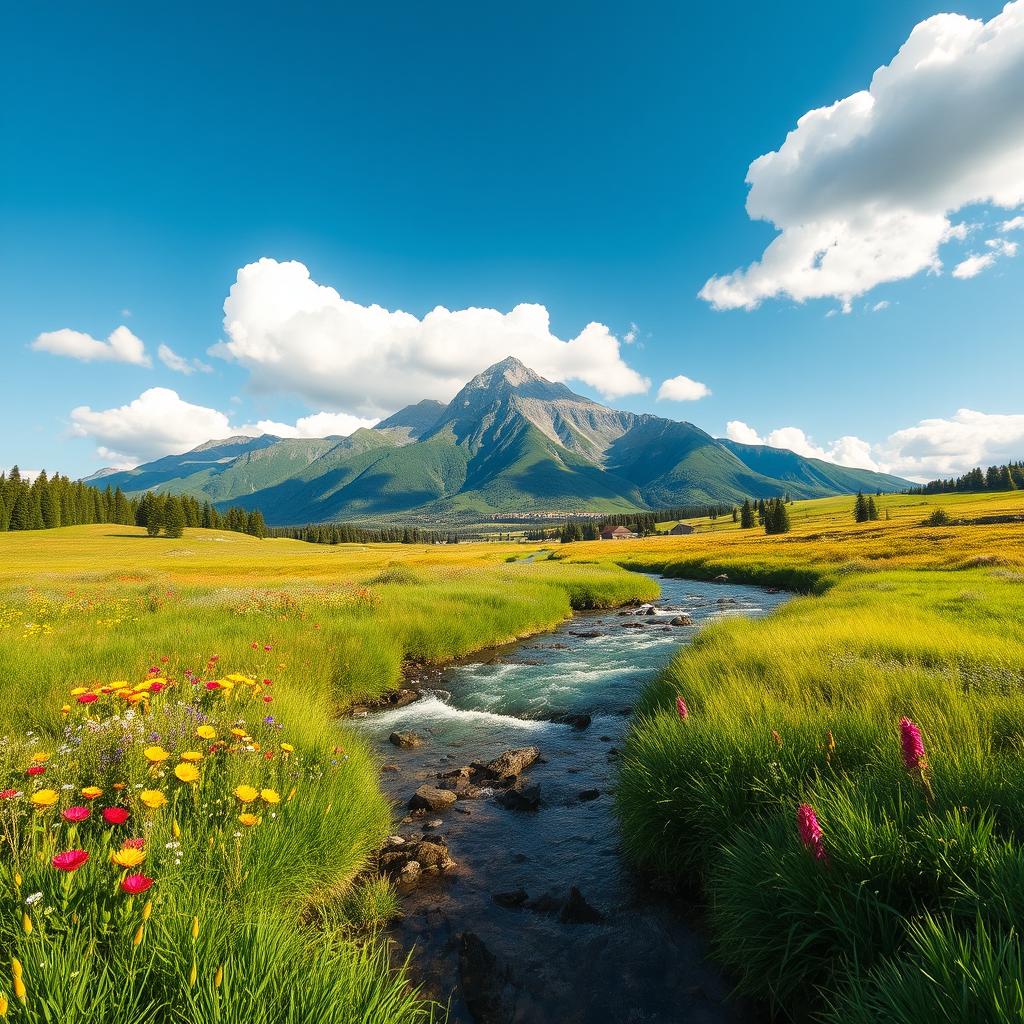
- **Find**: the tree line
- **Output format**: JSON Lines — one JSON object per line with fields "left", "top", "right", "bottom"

{"left": 738, "top": 496, "right": 792, "bottom": 534}
{"left": 0, "top": 466, "right": 267, "bottom": 540}
{"left": 267, "top": 524, "right": 461, "bottom": 545}
{"left": 908, "top": 462, "right": 1023, "bottom": 495}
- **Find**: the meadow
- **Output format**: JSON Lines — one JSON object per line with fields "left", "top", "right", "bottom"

{"left": 572, "top": 489, "right": 1024, "bottom": 1022}
{"left": 0, "top": 527, "right": 655, "bottom": 1023}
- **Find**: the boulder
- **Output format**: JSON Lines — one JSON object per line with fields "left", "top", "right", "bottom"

{"left": 414, "top": 839, "right": 456, "bottom": 871}
{"left": 578, "top": 789, "right": 601, "bottom": 802}
{"left": 645, "top": 606, "right": 657, "bottom": 616}
{"left": 399, "top": 860, "right": 421, "bottom": 884}
{"left": 389, "top": 731, "right": 424, "bottom": 749}
{"left": 713, "top": 573, "right": 729, "bottom": 582}
{"left": 559, "top": 886, "right": 605, "bottom": 925}
{"left": 496, "top": 783, "right": 541, "bottom": 812}
{"left": 669, "top": 615, "right": 693, "bottom": 626}
{"left": 409, "top": 784, "right": 458, "bottom": 812}
{"left": 557, "top": 713, "right": 592, "bottom": 730}
{"left": 492, "top": 888, "right": 530, "bottom": 909}
{"left": 480, "top": 746, "right": 540, "bottom": 780}
{"left": 458, "top": 933, "right": 506, "bottom": 1024}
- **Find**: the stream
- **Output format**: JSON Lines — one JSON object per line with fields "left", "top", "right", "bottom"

{"left": 357, "top": 577, "right": 788, "bottom": 1024}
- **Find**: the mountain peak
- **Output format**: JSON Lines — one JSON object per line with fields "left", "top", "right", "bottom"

{"left": 465, "top": 355, "right": 546, "bottom": 392}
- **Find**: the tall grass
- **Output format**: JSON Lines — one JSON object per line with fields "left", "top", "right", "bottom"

{"left": 613, "top": 489, "right": 1024, "bottom": 1020}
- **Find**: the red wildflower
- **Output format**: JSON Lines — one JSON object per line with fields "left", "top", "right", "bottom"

{"left": 262, "top": 695, "right": 273, "bottom": 703}
{"left": 0, "top": 789, "right": 19, "bottom": 799}
{"left": 149, "top": 682, "right": 166, "bottom": 693}
{"left": 77, "top": 693, "right": 98, "bottom": 704}
{"left": 121, "top": 873, "right": 154, "bottom": 895}
{"left": 206, "top": 681, "right": 222, "bottom": 690}
{"left": 797, "top": 803, "right": 829, "bottom": 864}
{"left": 62, "top": 806, "right": 90, "bottom": 823}
{"left": 122, "top": 837, "right": 146, "bottom": 849}
{"left": 52, "top": 849, "right": 90, "bottom": 871}
{"left": 26, "top": 765, "right": 46, "bottom": 776}
{"left": 675, "top": 696, "right": 689, "bottom": 720}
{"left": 899, "top": 717, "right": 926, "bottom": 772}
{"left": 102, "top": 806, "right": 130, "bottom": 825}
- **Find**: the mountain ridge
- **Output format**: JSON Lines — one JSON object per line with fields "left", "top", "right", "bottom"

{"left": 89, "top": 357, "right": 911, "bottom": 522}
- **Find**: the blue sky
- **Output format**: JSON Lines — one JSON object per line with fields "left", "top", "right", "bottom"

{"left": 2, "top": 0, "right": 1021, "bottom": 480}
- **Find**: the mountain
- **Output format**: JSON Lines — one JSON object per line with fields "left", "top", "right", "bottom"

{"left": 91, "top": 357, "right": 911, "bottom": 523}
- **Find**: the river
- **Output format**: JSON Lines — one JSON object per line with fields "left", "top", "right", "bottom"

{"left": 357, "top": 576, "right": 788, "bottom": 1024}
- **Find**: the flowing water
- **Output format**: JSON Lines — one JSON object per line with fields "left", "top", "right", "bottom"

{"left": 357, "top": 577, "right": 788, "bottom": 1024}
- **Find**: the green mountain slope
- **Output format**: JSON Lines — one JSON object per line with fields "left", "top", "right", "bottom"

{"left": 81, "top": 358, "right": 912, "bottom": 522}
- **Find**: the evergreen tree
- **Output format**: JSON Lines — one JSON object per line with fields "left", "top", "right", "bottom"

{"left": 740, "top": 498, "right": 755, "bottom": 529}
{"left": 866, "top": 496, "right": 879, "bottom": 521}
{"left": 145, "top": 496, "right": 164, "bottom": 537}
{"left": 853, "top": 491, "right": 869, "bottom": 523}
{"left": 163, "top": 496, "right": 185, "bottom": 538}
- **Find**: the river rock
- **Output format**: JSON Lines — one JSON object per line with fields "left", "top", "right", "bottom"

{"left": 669, "top": 614, "right": 693, "bottom": 626}
{"left": 557, "top": 713, "right": 592, "bottom": 730}
{"left": 716, "top": 598, "right": 737, "bottom": 606}
{"left": 479, "top": 746, "right": 540, "bottom": 780}
{"left": 645, "top": 606, "right": 657, "bottom": 615}
{"left": 559, "top": 886, "right": 605, "bottom": 924}
{"left": 621, "top": 621, "right": 645, "bottom": 629}
{"left": 399, "top": 860, "right": 421, "bottom": 884}
{"left": 459, "top": 933, "right": 507, "bottom": 1024}
{"left": 414, "top": 839, "right": 456, "bottom": 871}
{"left": 578, "top": 789, "right": 601, "bottom": 802}
{"left": 496, "top": 782, "right": 541, "bottom": 812}
{"left": 409, "top": 784, "right": 458, "bottom": 812}
{"left": 492, "top": 888, "right": 530, "bottom": 909}
{"left": 713, "top": 573, "right": 729, "bottom": 582}
{"left": 390, "top": 731, "right": 424, "bottom": 749}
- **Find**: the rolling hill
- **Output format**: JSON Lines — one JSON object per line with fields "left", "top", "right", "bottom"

{"left": 92, "top": 357, "right": 911, "bottom": 523}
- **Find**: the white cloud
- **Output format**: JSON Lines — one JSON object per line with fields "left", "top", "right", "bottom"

{"left": 69, "top": 387, "right": 380, "bottom": 467}
{"left": 241, "top": 411, "right": 378, "bottom": 439}
{"left": 213, "top": 258, "right": 650, "bottom": 415}
{"left": 952, "top": 252, "right": 997, "bottom": 278}
{"left": 158, "top": 343, "right": 213, "bottom": 375}
{"left": 623, "top": 323, "right": 639, "bottom": 344}
{"left": 871, "top": 300, "right": 890, "bottom": 312}
{"left": 724, "top": 420, "right": 879, "bottom": 470}
{"left": 1001, "top": 215, "right": 1024, "bottom": 232}
{"left": 656, "top": 374, "right": 711, "bottom": 402}
{"left": 31, "top": 325, "right": 150, "bottom": 366}
{"left": 877, "top": 409, "right": 1024, "bottom": 479}
{"left": 700, "top": 2, "right": 1024, "bottom": 310}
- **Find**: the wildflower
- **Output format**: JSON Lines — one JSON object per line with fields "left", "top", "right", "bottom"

{"left": 826, "top": 730, "right": 836, "bottom": 753}
{"left": 52, "top": 849, "right": 90, "bottom": 871}
{"left": 139, "top": 790, "right": 167, "bottom": 810}
{"left": 179, "top": 751, "right": 203, "bottom": 763}
{"left": 81, "top": 786, "right": 103, "bottom": 800}
{"left": 0, "top": 790, "right": 19, "bottom": 800}
{"left": 205, "top": 681, "right": 222, "bottom": 690}
{"left": 143, "top": 746, "right": 170, "bottom": 764}
{"left": 142, "top": 900, "right": 153, "bottom": 920}
{"left": 189, "top": 958, "right": 198, "bottom": 988}
{"left": 233, "top": 785, "right": 259, "bottom": 803}
{"left": 196, "top": 725, "right": 217, "bottom": 740}
{"left": 172, "top": 819, "right": 182, "bottom": 838}
{"left": 174, "top": 763, "right": 199, "bottom": 784}
{"left": 110, "top": 848, "right": 146, "bottom": 868}
{"left": 0, "top": 991, "right": 7, "bottom": 1016}
{"left": 675, "top": 696, "right": 689, "bottom": 720}
{"left": 238, "top": 812, "right": 261, "bottom": 827}
{"left": 214, "top": 964, "right": 224, "bottom": 989}
{"left": 13, "top": 974, "right": 26, "bottom": 1005}
{"left": 120, "top": 874, "right": 153, "bottom": 896}
{"left": 22, "top": 912, "right": 31, "bottom": 935}
{"left": 230, "top": 728, "right": 247, "bottom": 739}
{"left": 103, "top": 806, "right": 130, "bottom": 825}
{"left": 123, "top": 837, "right": 146, "bottom": 849}
{"left": 771, "top": 729, "right": 783, "bottom": 748}
{"left": 133, "top": 923, "right": 145, "bottom": 947}
{"left": 30, "top": 752, "right": 51, "bottom": 764}
{"left": 899, "top": 717, "right": 926, "bottom": 772}
{"left": 280, "top": 742, "right": 294, "bottom": 754}
{"left": 77, "top": 693, "right": 98, "bottom": 704}
{"left": 191, "top": 916, "right": 200, "bottom": 940}
{"left": 62, "top": 806, "right": 90, "bottom": 823}
{"left": 24, "top": 892, "right": 43, "bottom": 906}
{"left": 29, "top": 790, "right": 58, "bottom": 810}
{"left": 796, "top": 803, "right": 829, "bottom": 864}
{"left": 260, "top": 788, "right": 280, "bottom": 805}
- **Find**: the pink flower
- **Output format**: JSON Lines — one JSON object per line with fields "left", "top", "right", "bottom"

{"left": 120, "top": 873, "right": 153, "bottom": 895}
{"left": 149, "top": 682, "right": 166, "bottom": 693}
{"left": 797, "top": 803, "right": 829, "bottom": 864}
{"left": 675, "top": 696, "right": 689, "bottom": 720}
{"left": 900, "top": 717, "right": 926, "bottom": 772}
{"left": 263, "top": 645, "right": 272, "bottom": 651}
{"left": 52, "top": 849, "right": 90, "bottom": 871}
{"left": 205, "top": 681, "right": 222, "bottom": 690}
{"left": 62, "top": 805, "right": 90, "bottom": 823}
{"left": 102, "top": 806, "right": 130, "bottom": 825}
{"left": 0, "top": 789, "right": 18, "bottom": 800}
{"left": 77, "top": 693, "right": 98, "bottom": 704}
{"left": 122, "top": 837, "right": 145, "bottom": 849}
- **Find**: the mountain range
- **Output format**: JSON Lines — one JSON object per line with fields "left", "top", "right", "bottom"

{"left": 88, "top": 357, "right": 910, "bottom": 523}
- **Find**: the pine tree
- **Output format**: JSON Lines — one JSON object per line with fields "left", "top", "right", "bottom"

{"left": 853, "top": 491, "right": 869, "bottom": 523}
{"left": 163, "top": 496, "right": 185, "bottom": 538}
{"left": 145, "top": 496, "right": 164, "bottom": 537}
{"left": 740, "top": 499, "right": 755, "bottom": 529}
{"left": 866, "top": 496, "right": 879, "bottom": 521}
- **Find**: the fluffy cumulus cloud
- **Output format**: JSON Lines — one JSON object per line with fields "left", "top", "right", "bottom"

{"left": 701, "top": 2, "right": 1024, "bottom": 310}
{"left": 31, "top": 325, "right": 150, "bottom": 366}
{"left": 952, "top": 237, "right": 1019, "bottom": 278}
{"left": 69, "top": 388, "right": 379, "bottom": 467}
{"left": 212, "top": 258, "right": 650, "bottom": 415}
{"left": 726, "top": 408, "right": 1024, "bottom": 480}
{"left": 656, "top": 374, "right": 711, "bottom": 401}
{"left": 158, "top": 344, "right": 213, "bottom": 376}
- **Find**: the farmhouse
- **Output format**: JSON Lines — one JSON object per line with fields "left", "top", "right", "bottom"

{"left": 668, "top": 523, "right": 695, "bottom": 535}
{"left": 600, "top": 525, "right": 638, "bottom": 540}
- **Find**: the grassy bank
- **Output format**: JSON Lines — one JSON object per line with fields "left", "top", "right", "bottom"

{"left": 0, "top": 526, "right": 656, "bottom": 1023}
{"left": 599, "top": 490, "right": 1024, "bottom": 1021}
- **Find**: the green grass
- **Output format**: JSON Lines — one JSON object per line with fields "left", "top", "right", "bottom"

{"left": 612, "top": 489, "right": 1024, "bottom": 1020}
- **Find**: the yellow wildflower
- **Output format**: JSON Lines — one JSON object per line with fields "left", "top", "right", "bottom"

{"left": 174, "top": 763, "right": 199, "bottom": 784}
{"left": 230, "top": 728, "right": 247, "bottom": 738}
{"left": 0, "top": 990, "right": 8, "bottom": 1015}
{"left": 11, "top": 959, "right": 22, "bottom": 980}
{"left": 280, "top": 742, "right": 294, "bottom": 754}
{"left": 13, "top": 975, "right": 26, "bottom": 1005}
{"left": 196, "top": 725, "right": 217, "bottom": 740}
{"left": 233, "top": 784, "right": 259, "bottom": 803}
{"left": 133, "top": 923, "right": 145, "bottom": 947}
{"left": 140, "top": 790, "right": 167, "bottom": 810}
{"left": 69, "top": 686, "right": 89, "bottom": 696}
{"left": 179, "top": 751, "right": 203, "bottom": 763}
{"left": 142, "top": 900, "right": 153, "bottom": 921}
{"left": 61, "top": 704, "right": 72, "bottom": 715}
{"left": 29, "top": 789, "right": 58, "bottom": 810}
{"left": 109, "top": 680, "right": 129, "bottom": 690}
{"left": 238, "top": 812, "right": 261, "bottom": 827}
{"left": 81, "top": 786, "right": 103, "bottom": 800}
{"left": 143, "top": 746, "right": 170, "bottom": 764}
{"left": 110, "top": 848, "right": 146, "bottom": 868}
{"left": 189, "top": 958, "right": 197, "bottom": 988}
{"left": 21, "top": 912, "right": 31, "bottom": 936}
{"left": 191, "top": 915, "right": 200, "bottom": 940}
{"left": 30, "top": 752, "right": 51, "bottom": 764}
{"left": 214, "top": 964, "right": 224, "bottom": 989}
{"left": 260, "top": 788, "right": 280, "bottom": 805}
{"left": 172, "top": 819, "right": 181, "bottom": 838}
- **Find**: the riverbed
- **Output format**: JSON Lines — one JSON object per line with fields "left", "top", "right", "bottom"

{"left": 358, "top": 576, "right": 789, "bottom": 1023}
